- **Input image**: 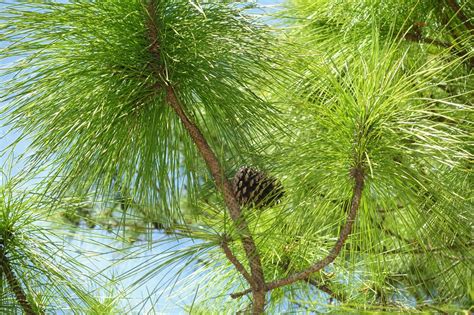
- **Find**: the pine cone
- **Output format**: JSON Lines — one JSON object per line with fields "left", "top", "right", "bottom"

{"left": 232, "top": 166, "right": 284, "bottom": 209}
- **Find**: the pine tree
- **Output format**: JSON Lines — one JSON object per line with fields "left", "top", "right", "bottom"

{"left": 0, "top": 0, "right": 472, "bottom": 313}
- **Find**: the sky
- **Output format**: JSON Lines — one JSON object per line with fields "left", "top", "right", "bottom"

{"left": 0, "top": 1, "right": 286, "bottom": 313}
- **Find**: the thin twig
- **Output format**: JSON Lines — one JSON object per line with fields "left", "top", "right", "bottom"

{"left": 231, "top": 287, "right": 253, "bottom": 299}
{"left": 0, "top": 250, "right": 38, "bottom": 315}
{"left": 306, "top": 278, "right": 345, "bottom": 303}
{"left": 384, "top": 240, "right": 474, "bottom": 255}
{"left": 417, "top": 304, "right": 449, "bottom": 315}
{"left": 383, "top": 227, "right": 415, "bottom": 246}
{"left": 145, "top": 0, "right": 164, "bottom": 84}
{"left": 265, "top": 167, "right": 364, "bottom": 290}
{"left": 276, "top": 254, "right": 345, "bottom": 302}
{"left": 232, "top": 166, "right": 364, "bottom": 298}
{"left": 404, "top": 32, "right": 451, "bottom": 48}
{"left": 404, "top": 31, "right": 474, "bottom": 67}
{"left": 403, "top": 26, "right": 474, "bottom": 69}
{"left": 440, "top": 3, "right": 474, "bottom": 68}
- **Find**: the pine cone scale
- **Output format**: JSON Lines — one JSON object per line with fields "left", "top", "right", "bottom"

{"left": 232, "top": 166, "right": 284, "bottom": 209}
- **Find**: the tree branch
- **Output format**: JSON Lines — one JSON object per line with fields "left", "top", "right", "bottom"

{"left": 221, "top": 236, "right": 256, "bottom": 288}
{"left": 403, "top": 25, "right": 474, "bottom": 69}
{"left": 145, "top": 0, "right": 164, "bottom": 85}
{"left": 232, "top": 279, "right": 347, "bottom": 305}
{"left": 145, "top": 1, "right": 266, "bottom": 312}
{"left": 384, "top": 240, "right": 474, "bottom": 255}
{"left": 440, "top": 3, "right": 474, "bottom": 68}
{"left": 231, "top": 287, "right": 253, "bottom": 299}
{"left": 445, "top": 0, "right": 473, "bottom": 33}
{"left": 405, "top": 34, "right": 474, "bottom": 69}
{"left": 276, "top": 253, "right": 346, "bottom": 303}
{"left": 164, "top": 85, "right": 266, "bottom": 287}
{"left": 232, "top": 166, "right": 364, "bottom": 298}
{"left": 264, "top": 167, "right": 364, "bottom": 290}
{"left": 403, "top": 32, "right": 451, "bottom": 48}
{"left": 0, "top": 250, "right": 38, "bottom": 315}
{"left": 306, "top": 278, "right": 346, "bottom": 303}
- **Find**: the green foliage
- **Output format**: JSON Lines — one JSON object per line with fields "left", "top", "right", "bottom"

{"left": 0, "top": 0, "right": 281, "bottom": 223}
{"left": 0, "top": 0, "right": 472, "bottom": 313}
{"left": 0, "top": 169, "right": 119, "bottom": 314}
{"left": 248, "top": 0, "right": 473, "bottom": 312}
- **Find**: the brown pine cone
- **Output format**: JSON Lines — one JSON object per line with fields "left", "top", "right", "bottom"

{"left": 232, "top": 166, "right": 284, "bottom": 209}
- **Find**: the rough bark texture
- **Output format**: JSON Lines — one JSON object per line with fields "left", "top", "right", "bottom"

{"left": 0, "top": 250, "right": 37, "bottom": 315}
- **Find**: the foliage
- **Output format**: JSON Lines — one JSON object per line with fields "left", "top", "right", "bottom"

{"left": 0, "top": 0, "right": 472, "bottom": 313}
{"left": 0, "top": 0, "right": 281, "bottom": 223}
{"left": 0, "top": 167, "right": 121, "bottom": 314}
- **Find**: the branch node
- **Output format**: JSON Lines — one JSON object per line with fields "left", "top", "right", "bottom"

{"left": 221, "top": 235, "right": 256, "bottom": 288}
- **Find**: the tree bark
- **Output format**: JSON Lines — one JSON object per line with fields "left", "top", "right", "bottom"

{"left": 445, "top": 0, "right": 473, "bottom": 33}
{"left": 232, "top": 166, "right": 364, "bottom": 298}
{"left": 165, "top": 85, "right": 266, "bottom": 313}
{"left": 0, "top": 250, "right": 37, "bottom": 315}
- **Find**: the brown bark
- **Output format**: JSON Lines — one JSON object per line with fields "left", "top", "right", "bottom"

{"left": 145, "top": 1, "right": 266, "bottom": 312}
{"left": 232, "top": 167, "right": 364, "bottom": 299}
{"left": 165, "top": 85, "right": 266, "bottom": 313}
{"left": 445, "top": 0, "right": 473, "bottom": 32}
{"left": 221, "top": 237, "right": 256, "bottom": 288}
{"left": 0, "top": 250, "right": 37, "bottom": 315}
